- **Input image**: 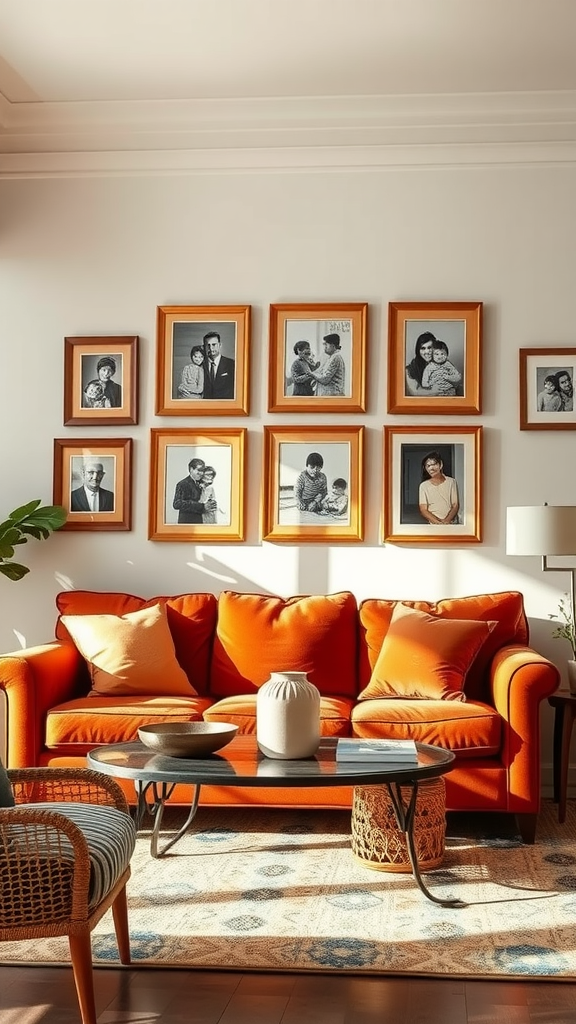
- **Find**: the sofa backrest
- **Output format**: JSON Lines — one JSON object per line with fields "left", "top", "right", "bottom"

{"left": 209, "top": 590, "right": 359, "bottom": 698}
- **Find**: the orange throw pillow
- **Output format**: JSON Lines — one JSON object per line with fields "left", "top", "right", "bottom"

{"left": 60, "top": 602, "right": 197, "bottom": 697}
{"left": 358, "top": 603, "right": 496, "bottom": 702}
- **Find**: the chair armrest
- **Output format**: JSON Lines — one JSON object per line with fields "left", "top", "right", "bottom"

{"left": 8, "top": 767, "right": 129, "bottom": 814}
{"left": 0, "top": 641, "right": 85, "bottom": 767}
{"left": 0, "top": 805, "right": 93, "bottom": 927}
{"left": 489, "top": 644, "right": 560, "bottom": 812}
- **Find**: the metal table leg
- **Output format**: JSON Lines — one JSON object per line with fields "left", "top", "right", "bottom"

{"left": 133, "top": 780, "right": 202, "bottom": 857}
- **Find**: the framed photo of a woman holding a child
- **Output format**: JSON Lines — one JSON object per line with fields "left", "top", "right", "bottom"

{"left": 519, "top": 347, "right": 576, "bottom": 429}
{"left": 387, "top": 302, "right": 482, "bottom": 415}
{"left": 63, "top": 336, "right": 139, "bottom": 426}
{"left": 268, "top": 302, "right": 367, "bottom": 412}
{"left": 383, "top": 425, "right": 482, "bottom": 544}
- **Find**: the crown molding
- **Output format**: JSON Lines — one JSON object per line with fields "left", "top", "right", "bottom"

{"left": 1, "top": 90, "right": 576, "bottom": 176}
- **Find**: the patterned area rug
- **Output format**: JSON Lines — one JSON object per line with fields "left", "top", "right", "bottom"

{"left": 1, "top": 800, "right": 575, "bottom": 979}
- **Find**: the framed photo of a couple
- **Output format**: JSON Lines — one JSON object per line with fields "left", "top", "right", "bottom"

{"left": 383, "top": 426, "right": 482, "bottom": 544}
{"left": 63, "top": 336, "right": 139, "bottom": 426}
{"left": 155, "top": 305, "right": 250, "bottom": 417}
{"left": 519, "top": 348, "right": 576, "bottom": 430}
{"left": 268, "top": 302, "right": 367, "bottom": 412}
{"left": 148, "top": 428, "right": 246, "bottom": 542}
{"left": 387, "top": 301, "right": 482, "bottom": 415}
{"left": 262, "top": 425, "right": 364, "bottom": 543}
{"left": 53, "top": 437, "right": 132, "bottom": 531}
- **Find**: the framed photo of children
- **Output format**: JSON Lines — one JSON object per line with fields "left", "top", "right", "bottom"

{"left": 63, "top": 336, "right": 139, "bottom": 426}
{"left": 149, "top": 428, "right": 246, "bottom": 542}
{"left": 53, "top": 437, "right": 132, "bottom": 531}
{"left": 262, "top": 425, "right": 364, "bottom": 543}
{"left": 383, "top": 426, "right": 482, "bottom": 544}
{"left": 387, "top": 301, "right": 482, "bottom": 415}
{"left": 155, "top": 305, "right": 250, "bottom": 416}
{"left": 519, "top": 348, "right": 576, "bottom": 429}
{"left": 268, "top": 302, "right": 367, "bottom": 412}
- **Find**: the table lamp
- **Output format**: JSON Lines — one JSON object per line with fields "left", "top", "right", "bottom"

{"left": 506, "top": 504, "right": 576, "bottom": 661}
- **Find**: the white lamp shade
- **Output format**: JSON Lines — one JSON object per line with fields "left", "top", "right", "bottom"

{"left": 506, "top": 505, "right": 576, "bottom": 556}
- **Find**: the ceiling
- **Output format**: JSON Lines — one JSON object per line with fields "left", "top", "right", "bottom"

{"left": 1, "top": 0, "right": 575, "bottom": 173}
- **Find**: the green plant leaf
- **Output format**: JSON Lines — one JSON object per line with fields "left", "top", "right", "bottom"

{"left": 0, "top": 562, "right": 30, "bottom": 581}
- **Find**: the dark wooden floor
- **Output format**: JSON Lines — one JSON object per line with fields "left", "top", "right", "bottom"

{"left": 2, "top": 965, "right": 576, "bottom": 1023}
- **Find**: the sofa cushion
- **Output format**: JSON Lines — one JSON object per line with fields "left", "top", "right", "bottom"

{"left": 45, "top": 695, "right": 213, "bottom": 750}
{"left": 61, "top": 603, "right": 196, "bottom": 698}
{"left": 56, "top": 590, "right": 217, "bottom": 695}
{"left": 358, "top": 604, "right": 496, "bottom": 703}
{"left": 210, "top": 591, "right": 359, "bottom": 698}
{"left": 359, "top": 591, "right": 528, "bottom": 701}
{"left": 351, "top": 699, "right": 501, "bottom": 757}
{"left": 204, "top": 694, "right": 353, "bottom": 737}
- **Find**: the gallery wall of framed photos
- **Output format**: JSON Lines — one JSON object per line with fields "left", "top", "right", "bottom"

{"left": 54, "top": 295, "right": 575, "bottom": 548}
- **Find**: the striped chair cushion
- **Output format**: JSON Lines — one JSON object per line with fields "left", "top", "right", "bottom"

{"left": 24, "top": 802, "right": 136, "bottom": 908}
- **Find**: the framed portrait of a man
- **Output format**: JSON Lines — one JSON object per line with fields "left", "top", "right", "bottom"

{"left": 53, "top": 438, "right": 132, "bottom": 531}
{"left": 520, "top": 348, "right": 576, "bottom": 429}
{"left": 268, "top": 302, "right": 367, "bottom": 412}
{"left": 387, "top": 302, "right": 482, "bottom": 415}
{"left": 155, "top": 305, "right": 250, "bottom": 416}
{"left": 149, "top": 428, "right": 246, "bottom": 542}
{"left": 383, "top": 426, "right": 482, "bottom": 544}
{"left": 262, "top": 425, "right": 364, "bottom": 542}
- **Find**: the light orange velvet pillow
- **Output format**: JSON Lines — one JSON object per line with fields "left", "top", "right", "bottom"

{"left": 358, "top": 603, "right": 496, "bottom": 702}
{"left": 60, "top": 602, "right": 197, "bottom": 697}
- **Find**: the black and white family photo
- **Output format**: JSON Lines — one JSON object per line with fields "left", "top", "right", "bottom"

{"left": 171, "top": 322, "right": 236, "bottom": 402}
{"left": 283, "top": 319, "right": 352, "bottom": 399}
{"left": 277, "top": 441, "right": 351, "bottom": 526}
{"left": 404, "top": 320, "right": 465, "bottom": 398}
{"left": 163, "top": 445, "right": 232, "bottom": 527}
{"left": 80, "top": 353, "right": 123, "bottom": 408}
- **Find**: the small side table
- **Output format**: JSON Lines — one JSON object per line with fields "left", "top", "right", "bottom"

{"left": 548, "top": 690, "right": 576, "bottom": 823}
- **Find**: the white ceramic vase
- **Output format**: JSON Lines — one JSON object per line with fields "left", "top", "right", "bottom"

{"left": 256, "top": 671, "right": 321, "bottom": 759}
{"left": 567, "top": 660, "right": 576, "bottom": 696}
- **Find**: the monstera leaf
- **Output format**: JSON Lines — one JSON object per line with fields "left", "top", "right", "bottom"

{"left": 0, "top": 500, "right": 67, "bottom": 580}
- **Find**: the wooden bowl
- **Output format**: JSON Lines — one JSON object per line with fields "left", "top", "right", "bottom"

{"left": 138, "top": 721, "right": 238, "bottom": 758}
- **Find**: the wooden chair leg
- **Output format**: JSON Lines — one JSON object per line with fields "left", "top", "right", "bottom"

{"left": 68, "top": 931, "right": 97, "bottom": 1024}
{"left": 111, "top": 884, "right": 131, "bottom": 964}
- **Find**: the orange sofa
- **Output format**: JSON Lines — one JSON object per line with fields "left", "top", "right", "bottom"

{"left": 0, "top": 589, "right": 559, "bottom": 843}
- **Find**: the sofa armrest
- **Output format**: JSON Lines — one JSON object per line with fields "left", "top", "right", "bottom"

{"left": 0, "top": 641, "right": 85, "bottom": 768}
{"left": 489, "top": 644, "right": 560, "bottom": 812}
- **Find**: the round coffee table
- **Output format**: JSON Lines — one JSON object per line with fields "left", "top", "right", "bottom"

{"left": 88, "top": 735, "right": 457, "bottom": 906}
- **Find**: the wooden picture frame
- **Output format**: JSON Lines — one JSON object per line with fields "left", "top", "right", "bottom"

{"left": 268, "top": 302, "right": 367, "bottom": 412}
{"left": 63, "top": 336, "right": 138, "bottom": 426}
{"left": 519, "top": 348, "right": 576, "bottom": 429}
{"left": 155, "top": 305, "right": 250, "bottom": 416}
{"left": 388, "top": 302, "right": 482, "bottom": 414}
{"left": 262, "top": 425, "right": 364, "bottom": 542}
{"left": 53, "top": 437, "right": 132, "bottom": 531}
{"left": 149, "top": 428, "right": 246, "bottom": 542}
{"left": 383, "top": 425, "right": 482, "bottom": 544}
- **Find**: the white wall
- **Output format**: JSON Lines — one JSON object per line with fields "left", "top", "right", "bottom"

{"left": 1, "top": 164, "right": 575, "bottom": 778}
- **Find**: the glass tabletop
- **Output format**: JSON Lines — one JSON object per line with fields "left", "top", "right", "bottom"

{"left": 88, "top": 735, "right": 455, "bottom": 788}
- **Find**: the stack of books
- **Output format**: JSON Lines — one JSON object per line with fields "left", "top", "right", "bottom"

{"left": 335, "top": 738, "right": 418, "bottom": 762}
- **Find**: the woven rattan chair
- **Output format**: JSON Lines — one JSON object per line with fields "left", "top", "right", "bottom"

{"left": 0, "top": 766, "right": 136, "bottom": 1024}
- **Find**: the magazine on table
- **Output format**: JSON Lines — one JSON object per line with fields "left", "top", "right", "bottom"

{"left": 335, "top": 738, "right": 418, "bottom": 762}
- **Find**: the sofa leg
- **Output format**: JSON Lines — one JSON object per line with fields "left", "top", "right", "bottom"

{"left": 516, "top": 812, "right": 537, "bottom": 844}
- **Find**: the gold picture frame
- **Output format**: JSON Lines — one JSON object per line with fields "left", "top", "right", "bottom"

{"left": 155, "top": 305, "right": 250, "bottom": 416}
{"left": 388, "top": 301, "right": 482, "bottom": 414}
{"left": 519, "top": 348, "right": 576, "bottom": 429}
{"left": 262, "top": 425, "right": 364, "bottom": 542}
{"left": 383, "top": 425, "right": 482, "bottom": 544}
{"left": 268, "top": 302, "right": 367, "bottom": 412}
{"left": 149, "top": 428, "right": 246, "bottom": 542}
{"left": 53, "top": 437, "right": 132, "bottom": 531}
{"left": 63, "top": 336, "right": 138, "bottom": 426}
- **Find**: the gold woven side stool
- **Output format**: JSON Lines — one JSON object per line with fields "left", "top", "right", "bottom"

{"left": 351, "top": 778, "right": 446, "bottom": 872}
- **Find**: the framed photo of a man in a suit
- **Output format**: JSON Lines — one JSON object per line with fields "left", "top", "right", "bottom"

{"left": 53, "top": 438, "right": 132, "bottom": 531}
{"left": 155, "top": 305, "right": 251, "bottom": 416}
